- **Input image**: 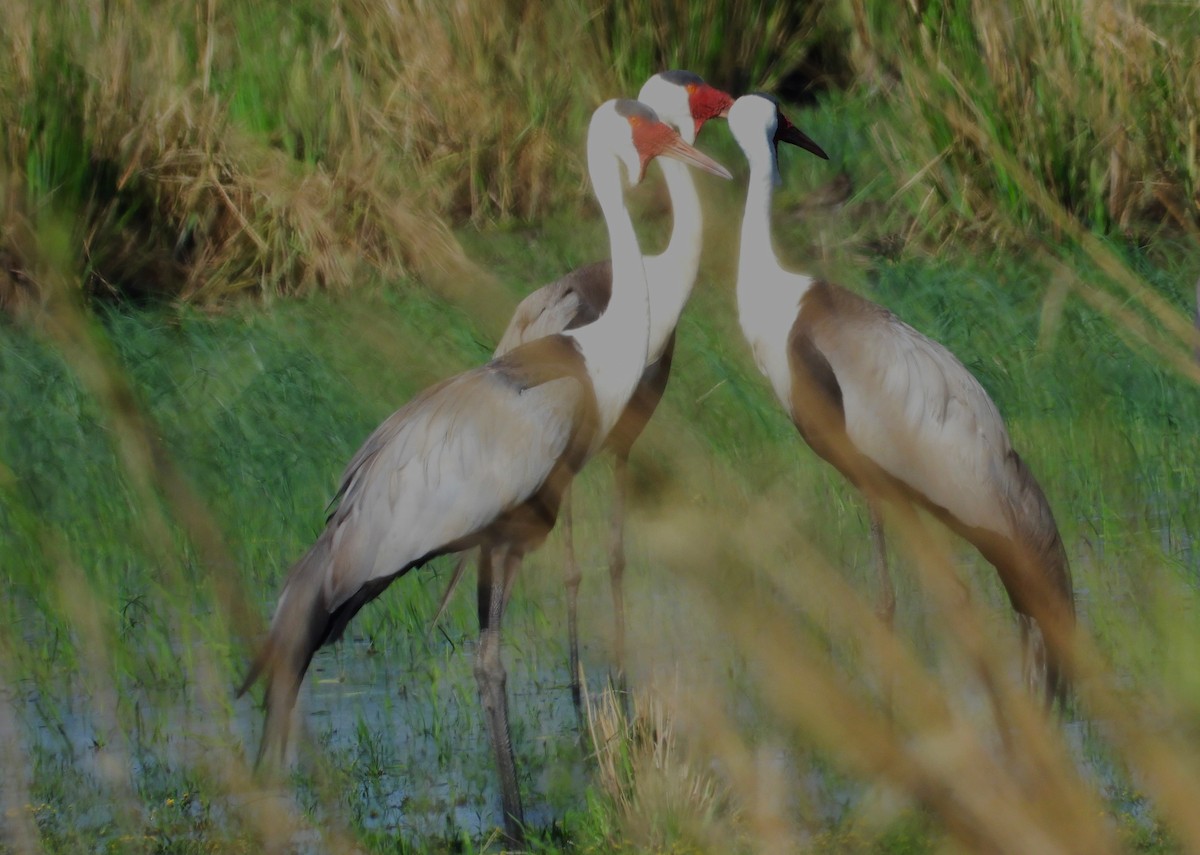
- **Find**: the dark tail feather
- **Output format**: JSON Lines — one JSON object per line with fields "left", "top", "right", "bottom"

{"left": 942, "top": 449, "right": 1075, "bottom": 711}
{"left": 1033, "top": 533, "right": 1074, "bottom": 713}
{"left": 969, "top": 527, "right": 1075, "bottom": 712}
{"left": 996, "top": 451, "right": 1076, "bottom": 712}
{"left": 238, "top": 531, "right": 335, "bottom": 768}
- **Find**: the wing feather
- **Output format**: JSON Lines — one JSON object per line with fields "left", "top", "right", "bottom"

{"left": 324, "top": 364, "right": 585, "bottom": 610}
{"left": 814, "top": 308, "right": 1015, "bottom": 536}
{"left": 495, "top": 261, "right": 610, "bottom": 355}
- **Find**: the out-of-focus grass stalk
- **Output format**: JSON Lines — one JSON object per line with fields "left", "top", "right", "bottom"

{"left": 931, "top": 92, "right": 1200, "bottom": 383}
{"left": 883, "top": 502, "right": 1200, "bottom": 853}
{"left": 6, "top": 216, "right": 373, "bottom": 853}
{"left": 0, "top": 657, "right": 44, "bottom": 855}
{"left": 638, "top": 485, "right": 1118, "bottom": 854}
{"left": 604, "top": 329, "right": 1200, "bottom": 851}
{"left": 713, "top": 536, "right": 1012, "bottom": 846}
{"left": 853, "top": 0, "right": 1200, "bottom": 244}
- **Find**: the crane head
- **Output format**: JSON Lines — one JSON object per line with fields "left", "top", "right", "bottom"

{"left": 602, "top": 99, "right": 733, "bottom": 185}
{"left": 640, "top": 71, "right": 735, "bottom": 142}
{"left": 728, "top": 93, "right": 828, "bottom": 185}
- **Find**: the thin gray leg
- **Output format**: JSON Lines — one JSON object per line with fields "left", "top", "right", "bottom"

{"left": 609, "top": 454, "right": 630, "bottom": 705}
{"left": 474, "top": 545, "right": 525, "bottom": 846}
{"left": 560, "top": 488, "right": 585, "bottom": 728}
{"left": 870, "top": 502, "right": 895, "bottom": 629}
{"left": 428, "top": 551, "right": 471, "bottom": 633}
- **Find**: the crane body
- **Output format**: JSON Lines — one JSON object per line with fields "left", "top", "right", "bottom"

{"left": 240, "top": 99, "right": 731, "bottom": 844}
{"left": 729, "top": 93, "right": 1075, "bottom": 705}
{"left": 439, "top": 72, "right": 734, "bottom": 714}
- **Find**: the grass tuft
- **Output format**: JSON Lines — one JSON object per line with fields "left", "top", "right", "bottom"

{"left": 585, "top": 677, "right": 732, "bottom": 852}
{"left": 849, "top": 0, "right": 1200, "bottom": 243}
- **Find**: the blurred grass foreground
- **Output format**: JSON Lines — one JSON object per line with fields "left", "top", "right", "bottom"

{"left": 3, "top": 0, "right": 1200, "bottom": 852}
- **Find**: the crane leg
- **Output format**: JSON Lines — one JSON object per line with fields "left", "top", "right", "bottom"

{"left": 868, "top": 501, "right": 897, "bottom": 718}
{"left": 429, "top": 551, "right": 471, "bottom": 633}
{"left": 1018, "top": 613, "right": 1050, "bottom": 710}
{"left": 560, "top": 488, "right": 586, "bottom": 729}
{"left": 869, "top": 502, "right": 895, "bottom": 629}
{"left": 474, "top": 545, "right": 525, "bottom": 845}
{"left": 609, "top": 453, "right": 630, "bottom": 707}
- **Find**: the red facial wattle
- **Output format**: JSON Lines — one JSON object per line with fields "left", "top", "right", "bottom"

{"left": 630, "top": 117, "right": 680, "bottom": 181}
{"left": 629, "top": 116, "right": 733, "bottom": 181}
{"left": 687, "top": 83, "right": 736, "bottom": 136}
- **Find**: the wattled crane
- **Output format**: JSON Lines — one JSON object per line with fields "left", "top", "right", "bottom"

{"left": 436, "top": 71, "right": 734, "bottom": 715}
{"left": 727, "top": 93, "right": 1075, "bottom": 707}
{"left": 239, "top": 99, "right": 731, "bottom": 845}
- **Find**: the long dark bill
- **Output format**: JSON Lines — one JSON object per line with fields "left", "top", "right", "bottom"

{"left": 777, "top": 123, "right": 829, "bottom": 161}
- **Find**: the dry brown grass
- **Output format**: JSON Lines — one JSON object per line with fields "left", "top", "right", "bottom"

{"left": 585, "top": 676, "right": 735, "bottom": 852}
{"left": 5, "top": 1, "right": 1198, "bottom": 314}
{"left": 1, "top": 0, "right": 587, "bottom": 313}
{"left": 0, "top": 0, "right": 851, "bottom": 316}
{"left": 344, "top": 0, "right": 612, "bottom": 223}
{"left": 850, "top": 0, "right": 1200, "bottom": 243}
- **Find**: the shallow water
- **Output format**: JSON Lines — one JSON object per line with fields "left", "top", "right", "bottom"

{"left": 300, "top": 631, "right": 589, "bottom": 839}
{"left": 9, "top": 532, "right": 1177, "bottom": 848}
{"left": 13, "top": 565, "right": 598, "bottom": 844}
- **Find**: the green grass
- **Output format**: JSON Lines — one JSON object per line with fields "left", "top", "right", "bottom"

{"left": 851, "top": 0, "right": 1200, "bottom": 242}
{"left": 3, "top": 67, "right": 1200, "bottom": 854}
{"left": 3, "top": 171, "right": 1199, "bottom": 852}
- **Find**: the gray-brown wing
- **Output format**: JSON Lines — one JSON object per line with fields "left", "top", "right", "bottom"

{"left": 323, "top": 360, "right": 589, "bottom": 611}
{"left": 806, "top": 287, "right": 1015, "bottom": 538}
{"left": 495, "top": 260, "right": 612, "bottom": 356}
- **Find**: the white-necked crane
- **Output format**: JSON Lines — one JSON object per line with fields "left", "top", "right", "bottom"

{"left": 238, "top": 99, "right": 732, "bottom": 845}
{"left": 727, "top": 93, "right": 1075, "bottom": 707}
{"left": 434, "top": 71, "right": 734, "bottom": 714}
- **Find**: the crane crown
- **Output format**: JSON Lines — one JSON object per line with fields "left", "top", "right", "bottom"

{"left": 641, "top": 71, "right": 734, "bottom": 141}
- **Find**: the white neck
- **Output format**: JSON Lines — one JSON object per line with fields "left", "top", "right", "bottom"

{"left": 736, "top": 133, "right": 817, "bottom": 316}
{"left": 644, "top": 155, "right": 703, "bottom": 364}
{"left": 568, "top": 144, "right": 650, "bottom": 440}
{"left": 735, "top": 129, "right": 814, "bottom": 409}
{"left": 736, "top": 140, "right": 785, "bottom": 307}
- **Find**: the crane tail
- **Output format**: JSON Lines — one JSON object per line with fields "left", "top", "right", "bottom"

{"left": 994, "top": 450, "right": 1076, "bottom": 712}
{"left": 930, "top": 448, "right": 1075, "bottom": 712}
{"left": 1034, "top": 534, "right": 1073, "bottom": 713}
{"left": 238, "top": 531, "right": 336, "bottom": 768}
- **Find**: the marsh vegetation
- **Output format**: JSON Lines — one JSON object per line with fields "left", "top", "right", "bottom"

{"left": 2, "top": 1, "right": 1199, "bottom": 852}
